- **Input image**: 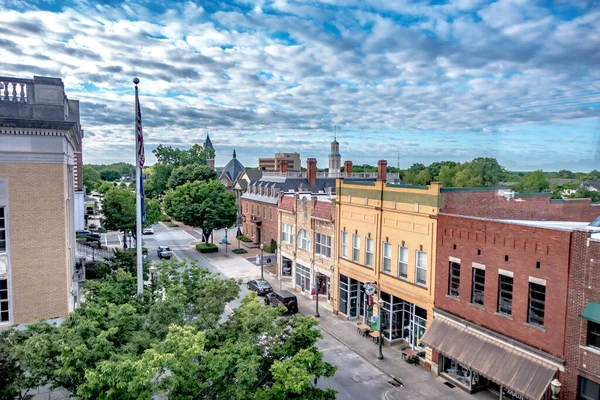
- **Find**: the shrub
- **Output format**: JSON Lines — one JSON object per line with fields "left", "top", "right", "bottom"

{"left": 263, "top": 239, "right": 278, "bottom": 253}
{"left": 238, "top": 235, "right": 252, "bottom": 243}
{"left": 167, "top": 223, "right": 178, "bottom": 228}
{"left": 88, "top": 223, "right": 98, "bottom": 230}
{"left": 196, "top": 243, "right": 218, "bottom": 253}
{"left": 236, "top": 227, "right": 242, "bottom": 238}
{"left": 232, "top": 248, "right": 248, "bottom": 254}
{"left": 96, "top": 227, "right": 107, "bottom": 233}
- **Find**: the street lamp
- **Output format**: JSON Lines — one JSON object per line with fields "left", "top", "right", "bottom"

{"left": 377, "top": 298, "right": 384, "bottom": 360}
{"left": 224, "top": 228, "right": 228, "bottom": 255}
{"left": 260, "top": 243, "right": 264, "bottom": 280}
{"left": 550, "top": 379, "right": 562, "bottom": 400}
{"left": 314, "top": 272, "right": 320, "bottom": 318}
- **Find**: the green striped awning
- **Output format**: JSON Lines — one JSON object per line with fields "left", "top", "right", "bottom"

{"left": 582, "top": 302, "right": 600, "bottom": 324}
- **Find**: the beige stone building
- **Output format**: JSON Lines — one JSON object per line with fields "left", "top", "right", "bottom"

{"left": 0, "top": 76, "right": 83, "bottom": 326}
{"left": 278, "top": 192, "right": 336, "bottom": 304}
{"left": 259, "top": 152, "right": 301, "bottom": 171}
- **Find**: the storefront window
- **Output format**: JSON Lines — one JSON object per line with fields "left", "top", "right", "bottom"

{"left": 379, "top": 291, "right": 427, "bottom": 346}
{"left": 339, "top": 274, "right": 349, "bottom": 315}
{"left": 296, "top": 264, "right": 310, "bottom": 292}
{"left": 441, "top": 356, "right": 489, "bottom": 392}
{"left": 281, "top": 257, "right": 292, "bottom": 277}
{"left": 579, "top": 377, "right": 600, "bottom": 400}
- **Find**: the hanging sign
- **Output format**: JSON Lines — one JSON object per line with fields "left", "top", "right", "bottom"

{"left": 364, "top": 283, "right": 376, "bottom": 296}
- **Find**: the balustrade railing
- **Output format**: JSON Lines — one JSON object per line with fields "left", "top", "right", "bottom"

{"left": 0, "top": 77, "right": 33, "bottom": 103}
{"left": 260, "top": 170, "right": 400, "bottom": 179}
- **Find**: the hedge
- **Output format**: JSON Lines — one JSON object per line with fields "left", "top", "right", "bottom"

{"left": 238, "top": 235, "right": 252, "bottom": 243}
{"left": 196, "top": 243, "right": 218, "bottom": 253}
{"left": 232, "top": 248, "right": 248, "bottom": 254}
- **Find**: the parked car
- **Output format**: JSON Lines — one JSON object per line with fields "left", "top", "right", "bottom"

{"left": 247, "top": 279, "right": 273, "bottom": 296}
{"left": 76, "top": 230, "right": 101, "bottom": 239}
{"left": 264, "top": 290, "right": 299, "bottom": 314}
{"left": 157, "top": 245, "right": 172, "bottom": 259}
{"left": 143, "top": 227, "right": 154, "bottom": 235}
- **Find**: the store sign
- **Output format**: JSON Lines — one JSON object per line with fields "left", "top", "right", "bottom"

{"left": 502, "top": 387, "right": 525, "bottom": 400}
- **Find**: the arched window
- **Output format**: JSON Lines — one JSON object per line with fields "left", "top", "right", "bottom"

{"left": 297, "top": 229, "right": 310, "bottom": 251}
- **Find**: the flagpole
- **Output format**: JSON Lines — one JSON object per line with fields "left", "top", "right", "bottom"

{"left": 134, "top": 77, "right": 143, "bottom": 295}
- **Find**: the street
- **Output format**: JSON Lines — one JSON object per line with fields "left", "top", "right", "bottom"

{"left": 131, "top": 223, "right": 396, "bottom": 400}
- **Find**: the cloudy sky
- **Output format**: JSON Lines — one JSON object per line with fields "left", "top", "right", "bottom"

{"left": 1, "top": 0, "right": 599, "bottom": 171}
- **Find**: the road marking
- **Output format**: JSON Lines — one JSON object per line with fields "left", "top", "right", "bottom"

{"left": 183, "top": 230, "right": 198, "bottom": 240}
{"left": 319, "top": 345, "right": 345, "bottom": 353}
{"left": 225, "top": 305, "right": 233, "bottom": 314}
{"left": 118, "top": 233, "right": 122, "bottom": 247}
{"left": 104, "top": 234, "right": 108, "bottom": 246}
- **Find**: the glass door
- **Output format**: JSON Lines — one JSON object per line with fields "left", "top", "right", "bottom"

{"left": 349, "top": 282, "right": 359, "bottom": 319}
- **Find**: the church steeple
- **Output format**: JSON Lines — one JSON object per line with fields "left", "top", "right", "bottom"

{"left": 233, "top": 149, "right": 236, "bottom": 159}
{"left": 204, "top": 132, "right": 215, "bottom": 170}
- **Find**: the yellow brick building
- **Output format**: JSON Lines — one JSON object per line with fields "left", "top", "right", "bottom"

{"left": 334, "top": 163, "right": 443, "bottom": 365}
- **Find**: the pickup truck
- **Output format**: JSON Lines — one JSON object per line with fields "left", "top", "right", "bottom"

{"left": 157, "top": 245, "right": 172, "bottom": 260}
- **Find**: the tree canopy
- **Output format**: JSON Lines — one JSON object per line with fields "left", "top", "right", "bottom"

{"left": 515, "top": 170, "right": 550, "bottom": 193}
{"left": 163, "top": 180, "right": 237, "bottom": 242}
{"left": 82, "top": 165, "right": 101, "bottom": 193}
{"left": 167, "top": 164, "right": 217, "bottom": 189}
{"left": 153, "top": 144, "right": 211, "bottom": 166}
{"left": 1, "top": 260, "right": 336, "bottom": 399}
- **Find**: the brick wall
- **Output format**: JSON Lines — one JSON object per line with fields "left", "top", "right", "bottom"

{"left": 0, "top": 163, "right": 70, "bottom": 324}
{"left": 240, "top": 198, "right": 278, "bottom": 245}
{"left": 443, "top": 190, "right": 600, "bottom": 222}
{"left": 563, "top": 232, "right": 600, "bottom": 400}
{"left": 435, "top": 214, "right": 571, "bottom": 358}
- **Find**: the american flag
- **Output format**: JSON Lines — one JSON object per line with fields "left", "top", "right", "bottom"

{"left": 135, "top": 90, "right": 146, "bottom": 222}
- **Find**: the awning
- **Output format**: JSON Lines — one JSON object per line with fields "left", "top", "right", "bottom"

{"left": 421, "top": 317, "right": 557, "bottom": 400}
{"left": 582, "top": 302, "right": 600, "bottom": 324}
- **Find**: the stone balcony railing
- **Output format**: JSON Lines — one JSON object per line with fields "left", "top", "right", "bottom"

{"left": 0, "top": 77, "right": 33, "bottom": 103}
{"left": 260, "top": 170, "right": 400, "bottom": 180}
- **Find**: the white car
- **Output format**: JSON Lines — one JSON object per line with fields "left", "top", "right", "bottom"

{"left": 143, "top": 227, "right": 154, "bottom": 235}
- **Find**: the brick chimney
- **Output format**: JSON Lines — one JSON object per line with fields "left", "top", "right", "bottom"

{"left": 344, "top": 161, "right": 353, "bottom": 177}
{"left": 279, "top": 160, "right": 289, "bottom": 174}
{"left": 377, "top": 159, "right": 387, "bottom": 181}
{"left": 307, "top": 158, "right": 317, "bottom": 187}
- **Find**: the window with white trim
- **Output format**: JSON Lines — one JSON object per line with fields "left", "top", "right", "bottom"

{"left": 297, "top": 229, "right": 310, "bottom": 251}
{"left": 415, "top": 251, "right": 427, "bottom": 285}
{"left": 448, "top": 261, "right": 460, "bottom": 297}
{"left": 498, "top": 274, "right": 513, "bottom": 316}
{"left": 0, "top": 207, "right": 8, "bottom": 323}
{"left": 352, "top": 234, "right": 360, "bottom": 263}
{"left": 528, "top": 282, "right": 546, "bottom": 327}
{"left": 398, "top": 246, "right": 408, "bottom": 279}
{"left": 315, "top": 233, "right": 331, "bottom": 258}
{"left": 365, "top": 238, "right": 374, "bottom": 267}
{"left": 382, "top": 242, "right": 391, "bottom": 273}
{"left": 341, "top": 232, "right": 348, "bottom": 258}
{"left": 281, "top": 223, "right": 293, "bottom": 243}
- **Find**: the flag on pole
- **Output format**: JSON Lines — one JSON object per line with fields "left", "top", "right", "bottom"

{"left": 135, "top": 90, "right": 146, "bottom": 222}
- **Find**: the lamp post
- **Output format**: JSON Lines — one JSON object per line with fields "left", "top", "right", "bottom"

{"left": 377, "top": 298, "right": 384, "bottom": 360}
{"left": 550, "top": 378, "right": 561, "bottom": 400}
{"left": 260, "top": 243, "right": 264, "bottom": 280}
{"left": 224, "top": 228, "right": 228, "bottom": 255}
{"left": 314, "top": 272, "right": 320, "bottom": 318}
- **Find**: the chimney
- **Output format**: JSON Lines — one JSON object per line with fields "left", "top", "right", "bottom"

{"left": 307, "top": 158, "right": 317, "bottom": 187}
{"left": 377, "top": 160, "right": 387, "bottom": 181}
{"left": 279, "top": 159, "right": 289, "bottom": 174}
{"left": 344, "top": 161, "right": 353, "bottom": 177}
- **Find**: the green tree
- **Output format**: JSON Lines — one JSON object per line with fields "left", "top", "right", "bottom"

{"left": 516, "top": 170, "right": 550, "bottom": 193}
{"left": 167, "top": 164, "right": 217, "bottom": 189}
{"left": 568, "top": 189, "right": 600, "bottom": 203}
{"left": 437, "top": 164, "right": 459, "bottom": 187}
{"left": 164, "top": 180, "right": 237, "bottom": 242}
{"left": 453, "top": 158, "right": 506, "bottom": 187}
{"left": 83, "top": 165, "right": 101, "bottom": 193}
{"left": 427, "top": 161, "right": 458, "bottom": 181}
{"left": 97, "top": 181, "right": 114, "bottom": 195}
{"left": 153, "top": 144, "right": 210, "bottom": 166}
{"left": 413, "top": 169, "right": 432, "bottom": 185}
{"left": 99, "top": 169, "right": 121, "bottom": 182}
{"left": 145, "top": 163, "right": 175, "bottom": 197}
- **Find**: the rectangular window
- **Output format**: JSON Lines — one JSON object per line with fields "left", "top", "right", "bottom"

{"left": 382, "top": 242, "right": 392, "bottom": 273}
{"left": 297, "top": 230, "right": 310, "bottom": 251}
{"left": 245, "top": 202, "right": 248, "bottom": 213}
{"left": 251, "top": 204, "right": 255, "bottom": 215}
{"left": 269, "top": 208, "right": 273, "bottom": 221}
{"left": 498, "top": 275, "right": 513, "bottom": 316}
{"left": 315, "top": 233, "right": 332, "bottom": 258}
{"left": 341, "top": 232, "right": 348, "bottom": 259}
{"left": 579, "top": 377, "right": 600, "bottom": 400}
{"left": 588, "top": 321, "right": 600, "bottom": 349}
{"left": 339, "top": 274, "right": 349, "bottom": 315}
{"left": 528, "top": 282, "right": 546, "bottom": 327}
{"left": 365, "top": 238, "right": 374, "bottom": 267}
{"left": 448, "top": 261, "right": 460, "bottom": 297}
{"left": 0, "top": 207, "right": 7, "bottom": 323}
{"left": 398, "top": 246, "right": 408, "bottom": 279}
{"left": 471, "top": 268, "right": 485, "bottom": 305}
{"left": 262, "top": 206, "right": 266, "bottom": 218}
{"left": 281, "top": 223, "right": 293, "bottom": 243}
{"left": 295, "top": 264, "right": 311, "bottom": 292}
{"left": 416, "top": 251, "right": 427, "bottom": 285}
{"left": 352, "top": 234, "right": 360, "bottom": 263}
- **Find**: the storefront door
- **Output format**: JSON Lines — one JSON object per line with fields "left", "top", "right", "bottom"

{"left": 349, "top": 282, "right": 359, "bottom": 319}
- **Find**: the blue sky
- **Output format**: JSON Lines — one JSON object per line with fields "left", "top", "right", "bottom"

{"left": 1, "top": 0, "right": 599, "bottom": 171}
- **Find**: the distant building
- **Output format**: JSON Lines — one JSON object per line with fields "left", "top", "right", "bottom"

{"left": 218, "top": 149, "right": 245, "bottom": 191}
{"left": 584, "top": 180, "right": 600, "bottom": 192}
{"left": 0, "top": 75, "right": 84, "bottom": 325}
{"left": 204, "top": 133, "right": 215, "bottom": 170}
{"left": 259, "top": 152, "right": 301, "bottom": 172}
{"left": 328, "top": 135, "right": 341, "bottom": 177}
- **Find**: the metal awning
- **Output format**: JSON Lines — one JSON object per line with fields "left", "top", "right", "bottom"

{"left": 582, "top": 302, "right": 600, "bottom": 324}
{"left": 421, "top": 317, "right": 557, "bottom": 400}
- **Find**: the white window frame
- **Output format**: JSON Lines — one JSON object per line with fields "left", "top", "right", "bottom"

{"left": 382, "top": 242, "right": 392, "bottom": 273}
{"left": 352, "top": 234, "right": 360, "bottom": 263}
{"left": 297, "top": 229, "right": 310, "bottom": 251}
{"left": 0, "top": 206, "right": 9, "bottom": 324}
{"left": 281, "top": 223, "right": 293, "bottom": 243}
{"left": 341, "top": 231, "right": 348, "bottom": 259}
{"left": 415, "top": 250, "right": 427, "bottom": 286}
{"left": 365, "top": 238, "right": 374, "bottom": 267}
{"left": 398, "top": 246, "right": 408, "bottom": 279}
{"left": 315, "top": 233, "right": 332, "bottom": 258}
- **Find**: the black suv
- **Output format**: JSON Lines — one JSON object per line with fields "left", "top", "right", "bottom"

{"left": 264, "top": 290, "right": 299, "bottom": 314}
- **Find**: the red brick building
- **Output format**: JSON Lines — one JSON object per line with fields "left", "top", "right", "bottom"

{"left": 563, "top": 227, "right": 600, "bottom": 400}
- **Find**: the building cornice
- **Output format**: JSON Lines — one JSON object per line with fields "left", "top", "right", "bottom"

{"left": 0, "top": 152, "right": 71, "bottom": 164}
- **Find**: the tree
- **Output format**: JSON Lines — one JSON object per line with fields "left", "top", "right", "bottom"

{"left": 167, "top": 164, "right": 217, "bottom": 189}
{"left": 145, "top": 163, "right": 175, "bottom": 197}
{"left": 427, "top": 161, "right": 458, "bottom": 181}
{"left": 8, "top": 260, "right": 336, "bottom": 399}
{"left": 437, "top": 164, "right": 459, "bottom": 187}
{"left": 516, "top": 170, "right": 550, "bottom": 193}
{"left": 413, "top": 169, "right": 432, "bottom": 186}
{"left": 99, "top": 169, "right": 121, "bottom": 182}
{"left": 164, "top": 180, "right": 237, "bottom": 242}
{"left": 153, "top": 144, "right": 210, "bottom": 166}
{"left": 453, "top": 158, "right": 506, "bottom": 187}
{"left": 83, "top": 165, "right": 101, "bottom": 193}
{"left": 568, "top": 189, "right": 600, "bottom": 203}
{"left": 97, "top": 181, "right": 114, "bottom": 195}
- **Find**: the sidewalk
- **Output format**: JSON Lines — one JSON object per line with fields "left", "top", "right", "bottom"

{"left": 199, "top": 246, "right": 493, "bottom": 400}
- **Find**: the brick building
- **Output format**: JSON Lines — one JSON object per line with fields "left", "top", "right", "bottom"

{"left": 278, "top": 193, "right": 336, "bottom": 303}
{"left": 334, "top": 160, "right": 442, "bottom": 366}
{"left": 563, "top": 225, "right": 600, "bottom": 400}
{"left": 0, "top": 76, "right": 83, "bottom": 325}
